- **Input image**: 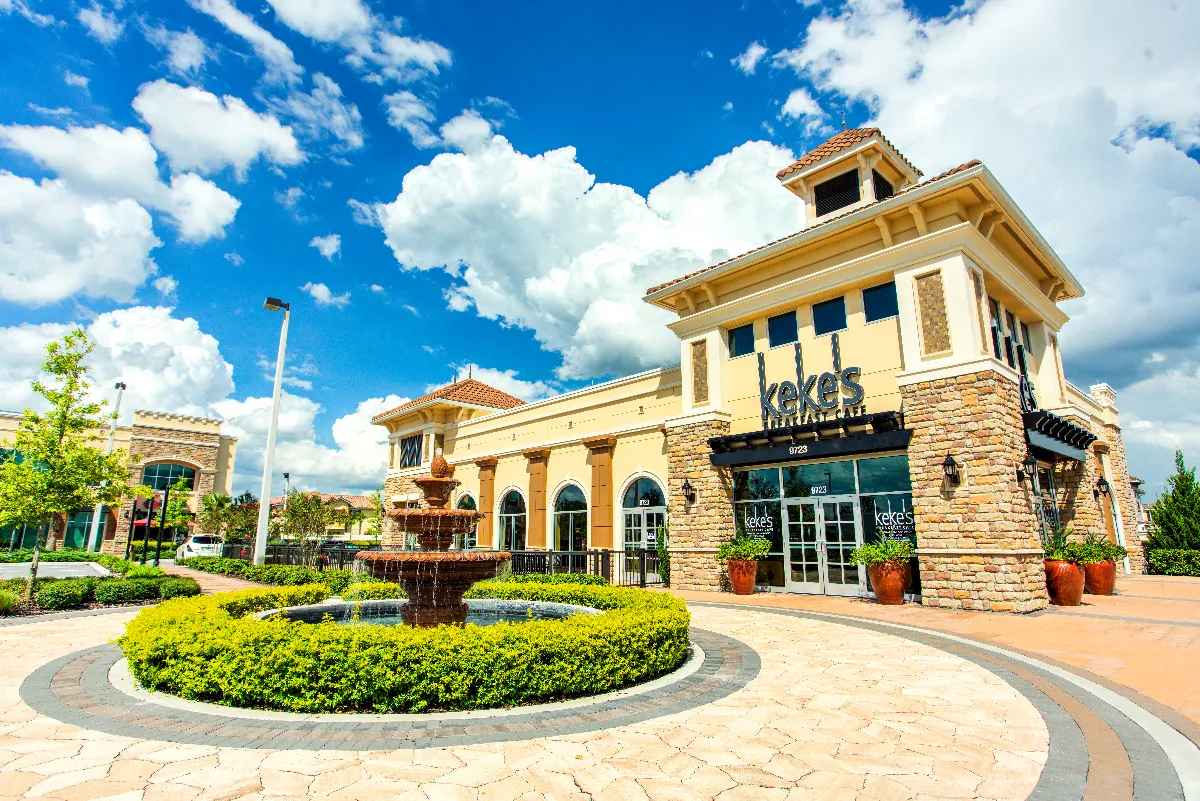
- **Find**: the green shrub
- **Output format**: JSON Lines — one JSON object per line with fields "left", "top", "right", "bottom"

{"left": 1074, "top": 533, "right": 1129, "bottom": 564}
{"left": 123, "top": 564, "right": 166, "bottom": 579}
{"left": 158, "top": 577, "right": 202, "bottom": 599}
{"left": 342, "top": 582, "right": 400, "bottom": 601}
{"left": 120, "top": 582, "right": 689, "bottom": 713}
{"left": 1146, "top": 549, "right": 1200, "bottom": 576}
{"left": 501, "top": 573, "right": 609, "bottom": 586}
{"left": 1147, "top": 450, "right": 1200, "bottom": 550}
{"left": 177, "top": 556, "right": 362, "bottom": 594}
{"left": 850, "top": 538, "right": 915, "bottom": 565}
{"left": 0, "top": 548, "right": 95, "bottom": 564}
{"left": 94, "top": 578, "right": 162, "bottom": 605}
{"left": 35, "top": 578, "right": 95, "bottom": 610}
{"left": 716, "top": 537, "right": 771, "bottom": 562}
{"left": 0, "top": 589, "right": 20, "bottom": 615}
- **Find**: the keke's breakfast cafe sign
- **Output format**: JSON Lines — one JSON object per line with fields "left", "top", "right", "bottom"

{"left": 758, "top": 333, "right": 868, "bottom": 428}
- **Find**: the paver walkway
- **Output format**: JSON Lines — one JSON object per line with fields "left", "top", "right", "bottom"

{"left": 672, "top": 574, "right": 1200, "bottom": 725}
{"left": 161, "top": 564, "right": 263, "bottom": 595}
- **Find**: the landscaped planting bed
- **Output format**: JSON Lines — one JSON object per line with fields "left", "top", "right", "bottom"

{"left": 176, "top": 556, "right": 382, "bottom": 595}
{"left": 119, "top": 581, "right": 691, "bottom": 713}
{"left": 1146, "top": 549, "right": 1200, "bottom": 577}
{"left": 0, "top": 554, "right": 201, "bottom": 615}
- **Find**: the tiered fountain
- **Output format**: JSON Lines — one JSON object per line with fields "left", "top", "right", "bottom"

{"left": 356, "top": 451, "right": 510, "bottom": 626}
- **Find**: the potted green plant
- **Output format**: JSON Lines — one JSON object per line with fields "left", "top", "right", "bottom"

{"left": 850, "top": 538, "right": 914, "bottom": 605}
{"left": 1075, "top": 532, "right": 1128, "bottom": 596}
{"left": 716, "top": 536, "right": 771, "bottom": 595}
{"left": 1044, "top": 525, "right": 1085, "bottom": 606}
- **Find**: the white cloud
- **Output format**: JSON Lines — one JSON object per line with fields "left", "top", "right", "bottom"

{"left": 133, "top": 80, "right": 303, "bottom": 178}
{"left": 722, "top": 101, "right": 734, "bottom": 113}
{"left": 438, "top": 365, "right": 556, "bottom": 402}
{"left": 2, "top": 0, "right": 53, "bottom": 26}
{"left": 373, "top": 135, "right": 804, "bottom": 379}
{"left": 732, "top": 41, "right": 769, "bottom": 75}
{"left": 265, "top": 0, "right": 371, "bottom": 42}
{"left": 439, "top": 109, "right": 494, "bottom": 152}
{"left": 300, "top": 281, "right": 350, "bottom": 307}
{"left": 186, "top": 0, "right": 302, "bottom": 83}
{"left": 0, "top": 172, "right": 160, "bottom": 305}
{"left": 382, "top": 91, "right": 439, "bottom": 148}
{"left": 213, "top": 392, "right": 408, "bottom": 494}
{"left": 274, "top": 73, "right": 364, "bottom": 151}
{"left": 309, "top": 233, "right": 340, "bottom": 259}
{"left": 145, "top": 26, "right": 210, "bottom": 76}
{"left": 0, "top": 307, "right": 233, "bottom": 419}
{"left": 154, "top": 275, "right": 178, "bottom": 295}
{"left": 258, "top": 353, "right": 317, "bottom": 390}
{"left": 29, "top": 104, "right": 73, "bottom": 117}
{"left": 773, "top": 0, "right": 1200, "bottom": 490}
{"left": 224, "top": 251, "right": 244, "bottom": 266}
{"left": 275, "top": 186, "right": 305, "bottom": 216}
{"left": 64, "top": 71, "right": 89, "bottom": 89}
{"left": 0, "top": 123, "right": 239, "bottom": 242}
{"left": 78, "top": 3, "right": 122, "bottom": 44}
{"left": 780, "top": 87, "right": 821, "bottom": 119}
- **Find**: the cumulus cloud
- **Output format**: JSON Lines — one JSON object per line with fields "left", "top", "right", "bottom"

{"left": 732, "top": 41, "right": 769, "bottom": 75}
{"left": 780, "top": 87, "right": 822, "bottom": 120}
{"left": 301, "top": 281, "right": 350, "bottom": 307}
{"left": 144, "top": 26, "right": 210, "bottom": 76}
{"left": 438, "top": 365, "right": 557, "bottom": 402}
{"left": 153, "top": 275, "right": 177, "bottom": 295}
{"left": 309, "top": 233, "right": 340, "bottom": 259}
{"left": 773, "top": 0, "right": 1200, "bottom": 491}
{"left": 273, "top": 73, "right": 364, "bottom": 151}
{"left": 77, "top": 3, "right": 122, "bottom": 44}
{"left": 133, "top": 80, "right": 303, "bottom": 178}
{"left": 2, "top": 0, "right": 54, "bottom": 26}
{"left": 185, "top": 0, "right": 302, "bottom": 83}
{"left": 63, "top": 71, "right": 89, "bottom": 89}
{"left": 382, "top": 91, "right": 439, "bottom": 148}
{"left": 373, "top": 134, "right": 805, "bottom": 379}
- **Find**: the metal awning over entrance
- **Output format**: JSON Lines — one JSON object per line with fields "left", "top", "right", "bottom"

{"left": 1023, "top": 410, "right": 1097, "bottom": 463}
{"left": 709, "top": 411, "right": 910, "bottom": 468}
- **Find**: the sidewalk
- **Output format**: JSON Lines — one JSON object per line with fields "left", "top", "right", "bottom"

{"left": 672, "top": 574, "right": 1200, "bottom": 725}
{"left": 162, "top": 563, "right": 264, "bottom": 594}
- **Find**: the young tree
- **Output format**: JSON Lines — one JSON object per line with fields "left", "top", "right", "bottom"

{"left": 278, "top": 490, "right": 347, "bottom": 564}
{"left": 197, "top": 493, "right": 232, "bottom": 539}
{"left": 1148, "top": 450, "right": 1200, "bottom": 550}
{"left": 364, "top": 487, "right": 384, "bottom": 539}
{"left": 0, "top": 330, "right": 135, "bottom": 596}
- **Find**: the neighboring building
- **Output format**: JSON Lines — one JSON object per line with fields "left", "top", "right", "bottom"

{"left": 374, "top": 128, "right": 1142, "bottom": 613}
{"left": 0, "top": 409, "right": 237, "bottom": 553}
{"left": 269, "top": 493, "right": 379, "bottom": 539}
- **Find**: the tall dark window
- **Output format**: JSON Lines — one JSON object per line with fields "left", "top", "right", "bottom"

{"left": 456, "top": 494, "right": 478, "bottom": 548}
{"left": 767, "top": 311, "right": 798, "bottom": 348}
{"left": 862, "top": 282, "right": 899, "bottom": 323}
{"left": 397, "top": 433, "right": 422, "bottom": 468}
{"left": 814, "top": 170, "right": 861, "bottom": 217}
{"left": 498, "top": 490, "right": 526, "bottom": 551}
{"left": 987, "top": 297, "right": 1003, "bottom": 361}
{"left": 728, "top": 323, "right": 755, "bottom": 358}
{"left": 872, "top": 170, "right": 894, "bottom": 201}
{"left": 812, "top": 296, "right": 847, "bottom": 336}
{"left": 553, "top": 485, "right": 588, "bottom": 552}
{"left": 141, "top": 463, "right": 195, "bottom": 491}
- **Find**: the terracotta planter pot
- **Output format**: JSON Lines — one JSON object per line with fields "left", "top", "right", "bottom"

{"left": 1045, "top": 559, "right": 1085, "bottom": 606}
{"left": 1083, "top": 560, "right": 1117, "bottom": 596}
{"left": 868, "top": 562, "right": 906, "bottom": 605}
{"left": 727, "top": 559, "right": 757, "bottom": 595}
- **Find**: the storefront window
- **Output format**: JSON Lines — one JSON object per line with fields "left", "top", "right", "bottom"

{"left": 857, "top": 455, "right": 912, "bottom": 494}
{"left": 734, "top": 498, "right": 783, "bottom": 587}
{"left": 63, "top": 510, "right": 103, "bottom": 550}
{"left": 456, "top": 495, "right": 478, "bottom": 548}
{"left": 734, "top": 468, "right": 780, "bottom": 501}
{"left": 141, "top": 463, "right": 195, "bottom": 492}
{"left": 498, "top": 490, "right": 526, "bottom": 551}
{"left": 553, "top": 484, "right": 588, "bottom": 552}
{"left": 783, "top": 461, "right": 856, "bottom": 497}
{"left": 622, "top": 477, "right": 666, "bottom": 550}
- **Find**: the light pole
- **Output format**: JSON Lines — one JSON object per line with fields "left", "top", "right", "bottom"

{"left": 283, "top": 472, "right": 290, "bottom": 511}
{"left": 88, "top": 381, "right": 126, "bottom": 552}
{"left": 253, "top": 297, "right": 290, "bottom": 566}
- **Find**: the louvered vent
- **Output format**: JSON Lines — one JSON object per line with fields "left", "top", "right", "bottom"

{"left": 814, "top": 170, "right": 861, "bottom": 217}
{"left": 872, "top": 170, "right": 894, "bottom": 201}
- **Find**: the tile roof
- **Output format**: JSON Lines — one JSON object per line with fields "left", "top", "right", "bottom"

{"left": 775, "top": 127, "right": 923, "bottom": 181}
{"left": 270, "top": 493, "right": 376, "bottom": 508}
{"left": 645, "top": 159, "right": 982, "bottom": 297}
{"left": 371, "top": 378, "right": 526, "bottom": 422}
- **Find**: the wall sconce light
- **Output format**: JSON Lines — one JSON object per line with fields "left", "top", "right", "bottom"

{"left": 1094, "top": 477, "right": 1110, "bottom": 501}
{"left": 941, "top": 453, "right": 961, "bottom": 486}
{"left": 681, "top": 478, "right": 696, "bottom": 504}
{"left": 1017, "top": 452, "right": 1037, "bottom": 484}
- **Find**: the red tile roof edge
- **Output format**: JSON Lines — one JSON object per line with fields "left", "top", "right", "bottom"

{"left": 645, "top": 159, "right": 982, "bottom": 297}
{"left": 776, "top": 127, "right": 923, "bottom": 181}
{"left": 371, "top": 378, "right": 526, "bottom": 423}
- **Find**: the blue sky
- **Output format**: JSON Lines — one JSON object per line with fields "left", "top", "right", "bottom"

{"left": 1, "top": 0, "right": 1198, "bottom": 499}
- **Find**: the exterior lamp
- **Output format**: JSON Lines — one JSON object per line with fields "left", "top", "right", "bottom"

{"left": 1094, "top": 477, "right": 1111, "bottom": 500}
{"left": 941, "top": 453, "right": 961, "bottom": 486}
{"left": 1017, "top": 452, "right": 1037, "bottom": 485}
{"left": 681, "top": 478, "right": 696, "bottom": 504}
{"left": 253, "top": 297, "right": 291, "bottom": 566}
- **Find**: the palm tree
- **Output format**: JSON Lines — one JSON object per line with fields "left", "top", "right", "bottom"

{"left": 197, "top": 493, "right": 232, "bottom": 541}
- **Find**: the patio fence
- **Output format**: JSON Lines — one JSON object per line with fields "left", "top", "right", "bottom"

{"left": 219, "top": 543, "right": 380, "bottom": 571}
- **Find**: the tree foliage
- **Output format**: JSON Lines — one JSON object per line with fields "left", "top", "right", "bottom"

{"left": 1147, "top": 450, "right": 1200, "bottom": 550}
{"left": 196, "top": 493, "right": 232, "bottom": 538}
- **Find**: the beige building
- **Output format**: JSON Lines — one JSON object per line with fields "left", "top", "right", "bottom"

{"left": 374, "top": 128, "right": 1140, "bottom": 613}
{"left": 0, "top": 409, "right": 236, "bottom": 552}
{"left": 269, "top": 493, "right": 378, "bottom": 539}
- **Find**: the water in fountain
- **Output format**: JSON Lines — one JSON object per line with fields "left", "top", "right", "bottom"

{"left": 356, "top": 449, "right": 510, "bottom": 626}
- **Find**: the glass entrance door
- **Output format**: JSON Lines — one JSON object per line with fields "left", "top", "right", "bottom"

{"left": 783, "top": 497, "right": 864, "bottom": 596}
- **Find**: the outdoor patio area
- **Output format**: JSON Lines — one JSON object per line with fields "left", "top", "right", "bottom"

{"left": 0, "top": 574, "right": 1195, "bottom": 800}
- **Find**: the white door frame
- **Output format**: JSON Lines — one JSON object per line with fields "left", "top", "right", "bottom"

{"left": 783, "top": 495, "right": 865, "bottom": 596}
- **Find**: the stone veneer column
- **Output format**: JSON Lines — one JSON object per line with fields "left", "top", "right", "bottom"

{"left": 475, "top": 457, "right": 497, "bottom": 549}
{"left": 583, "top": 438, "right": 616, "bottom": 549}
{"left": 1101, "top": 424, "right": 1146, "bottom": 573}
{"left": 665, "top": 416, "right": 733, "bottom": 591}
{"left": 902, "top": 371, "right": 1047, "bottom": 613}
{"left": 523, "top": 448, "right": 550, "bottom": 550}
{"left": 380, "top": 472, "right": 428, "bottom": 547}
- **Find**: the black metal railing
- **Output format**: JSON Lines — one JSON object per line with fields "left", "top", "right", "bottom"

{"left": 508, "top": 548, "right": 664, "bottom": 588}
{"left": 219, "top": 543, "right": 380, "bottom": 570}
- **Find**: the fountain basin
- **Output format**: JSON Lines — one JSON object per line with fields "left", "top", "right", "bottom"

{"left": 264, "top": 598, "right": 600, "bottom": 628}
{"left": 356, "top": 550, "right": 511, "bottom": 626}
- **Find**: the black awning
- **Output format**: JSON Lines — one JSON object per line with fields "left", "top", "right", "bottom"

{"left": 709, "top": 411, "right": 910, "bottom": 468}
{"left": 1023, "top": 410, "right": 1097, "bottom": 463}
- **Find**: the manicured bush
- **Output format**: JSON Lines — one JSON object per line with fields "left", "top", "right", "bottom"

{"left": 177, "top": 556, "right": 366, "bottom": 595}
{"left": 0, "top": 589, "right": 20, "bottom": 615}
{"left": 342, "top": 582, "right": 401, "bottom": 601}
{"left": 1146, "top": 549, "right": 1200, "bottom": 577}
{"left": 94, "top": 578, "right": 162, "bottom": 605}
{"left": 123, "top": 564, "right": 167, "bottom": 579}
{"left": 500, "top": 573, "right": 609, "bottom": 586}
{"left": 34, "top": 578, "right": 95, "bottom": 610}
{"left": 0, "top": 548, "right": 95, "bottom": 564}
{"left": 157, "top": 577, "right": 202, "bottom": 599}
{"left": 120, "top": 582, "right": 689, "bottom": 713}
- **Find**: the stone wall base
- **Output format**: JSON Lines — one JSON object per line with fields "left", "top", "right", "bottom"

{"left": 667, "top": 551, "right": 723, "bottom": 591}
{"left": 918, "top": 552, "right": 1048, "bottom": 613}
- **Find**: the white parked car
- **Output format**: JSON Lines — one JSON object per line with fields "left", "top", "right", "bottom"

{"left": 175, "top": 535, "right": 222, "bottom": 560}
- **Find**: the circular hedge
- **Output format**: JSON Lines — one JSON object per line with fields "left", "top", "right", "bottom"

{"left": 118, "top": 581, "right": 690, "bottom": 713}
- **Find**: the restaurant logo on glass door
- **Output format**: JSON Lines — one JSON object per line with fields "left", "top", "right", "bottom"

{"left": 758, "top": 333, "right": 867, "bottom": 429}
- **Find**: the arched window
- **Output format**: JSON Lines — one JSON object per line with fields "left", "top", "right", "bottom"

{"left": 498, "top": 490, "right": 526, "bottom": 551}
{"left": 141, "top": 463, "right": 196, "bottom": 492}
{"left": 621, "top": 476, "right": 666, "bottom": 551}
{"left": 553, "top": 484, "right": 588, "bottom": 552}
{"left": 456, "top": 495, "right": 478, "bottom": 549}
